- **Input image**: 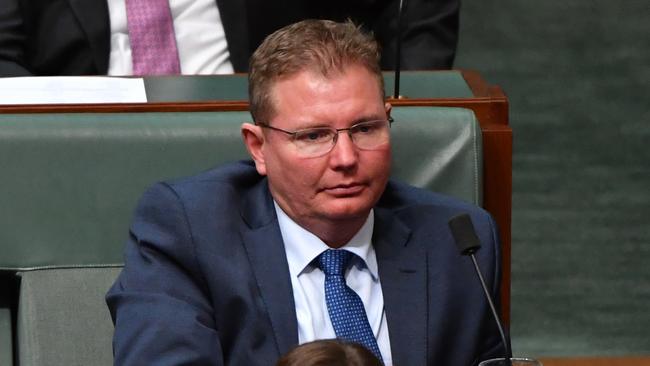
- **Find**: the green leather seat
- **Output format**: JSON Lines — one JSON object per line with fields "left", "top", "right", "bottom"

{"left": 0, "top": 106, "right": 481, "bottom": 365}
{"left": 16, "top": 268, "right": 122, "bottom": 366}
{"left": 0, "top": 306, "right": 11, "bottom": 366}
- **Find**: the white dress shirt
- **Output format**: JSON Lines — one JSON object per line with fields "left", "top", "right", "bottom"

{"left": 275, "top": 202, "right": 393, "bottom": 365}
{"left": 106, "top": 0, "right": 234, "bottom": 75}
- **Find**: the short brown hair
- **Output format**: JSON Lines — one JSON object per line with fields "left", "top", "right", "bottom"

{"left": 275, "top": 339, "right": 383, "bottom": 366}
{"left": 248, "top": 19, "right": 384, "bottom": 123}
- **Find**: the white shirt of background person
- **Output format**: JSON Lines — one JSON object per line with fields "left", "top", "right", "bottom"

{"left": 106, "top": 0, "right": 234, "bottom": 75}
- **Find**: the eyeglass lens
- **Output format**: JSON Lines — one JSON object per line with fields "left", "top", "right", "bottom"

{"left": 292, "top": 120, "right": 390, "bottom": 157}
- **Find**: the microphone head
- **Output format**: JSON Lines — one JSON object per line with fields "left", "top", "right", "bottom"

{"left": 448, "top": 213, "right": 481, "bottom": 255}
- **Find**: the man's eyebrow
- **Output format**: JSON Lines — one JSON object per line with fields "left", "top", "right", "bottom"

{"left": 350, "top": 114, "right": 387, "bottom": 125}
{"left": 291, "top": 121, "right": 331, "bottom": 130}
{"left": 292, "top": 114, "right": 387, "bottom": 130}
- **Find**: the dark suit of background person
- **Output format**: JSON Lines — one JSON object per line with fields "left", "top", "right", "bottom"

{"left": 0, "top": 0, "right": 459, "bottom": 76}
{"left": 106, "top": 161, "right": 504, "bottom": 366}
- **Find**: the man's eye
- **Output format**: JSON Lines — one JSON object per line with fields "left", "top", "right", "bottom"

{"left": 295, "top": 130, "right": 331, "bottom": 143}
{"left": 354, "top": 124, "right": 377, "bottom": 134}
{"left": 306, "top": 132, "right": 322, "bottom": 140}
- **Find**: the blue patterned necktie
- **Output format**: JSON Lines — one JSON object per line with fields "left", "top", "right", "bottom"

{"left": 316, "top": 249, "right": 384, "bottom": 362}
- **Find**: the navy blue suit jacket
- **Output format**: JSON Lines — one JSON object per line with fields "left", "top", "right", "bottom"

{"left": 106, "top": 160, "right": 506, "bottom": 365}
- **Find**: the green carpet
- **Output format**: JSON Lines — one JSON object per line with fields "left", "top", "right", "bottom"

{"left": 454, "top": 0, "right": 650, "bottom": 358}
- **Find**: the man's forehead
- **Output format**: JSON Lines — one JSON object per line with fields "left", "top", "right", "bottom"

{"left": 268, "top": 65, "right": 383, "bottom": 107}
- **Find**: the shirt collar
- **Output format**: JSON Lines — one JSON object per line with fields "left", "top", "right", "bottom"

{"left": 274, "top": 201, "right": 379, "bottom": 281}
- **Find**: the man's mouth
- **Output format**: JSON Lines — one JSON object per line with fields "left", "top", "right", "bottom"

{"left": 322, "top": 183, "right": 366, "bottom": 196}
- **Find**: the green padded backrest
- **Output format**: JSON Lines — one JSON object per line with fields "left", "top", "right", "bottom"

{"left": 0, "top": 106, "right": 481, "bottom": 270}
{"left": 16, "top": 268, "right": 121, "bottom": 366}
{"left": 0, "top": 306, "right": 11, "bottom": 366}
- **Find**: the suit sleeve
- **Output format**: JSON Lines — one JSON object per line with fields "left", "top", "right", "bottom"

{"left": 0, "top": 0, "right": 32, "bottom": 76}
{"left": 106, "top": 182, "right": 224, "bottom": 366}
{"left": 373, "top": 0, "right": 460, "bottom": 70}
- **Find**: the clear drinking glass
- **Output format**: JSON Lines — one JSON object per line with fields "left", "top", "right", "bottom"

{"left": 478, "top": 357, "right": 543, "bottom": 366}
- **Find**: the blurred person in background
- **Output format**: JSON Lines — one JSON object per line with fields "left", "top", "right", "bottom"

{"left": 0, "top": 0, "right": 459, "bottom": 76}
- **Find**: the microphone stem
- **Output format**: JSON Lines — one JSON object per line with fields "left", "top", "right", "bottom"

{"left": 394, "top": 0, "right": 404, "bottom": 99}
{"left": 470, "top": 254, "right": 512, "bottom": 366}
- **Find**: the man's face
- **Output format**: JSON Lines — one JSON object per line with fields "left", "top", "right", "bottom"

{"left": 252, "top": 64, "right": 391, "bottom": 227}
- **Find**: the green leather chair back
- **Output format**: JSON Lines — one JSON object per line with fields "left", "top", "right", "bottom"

{"left": 16, "top": 268, "right": 122, "bottom": 366}
{"left": 0, "top": 106, "right": 481, "bottom": 365}
{"left": 0, "top": 107, "right": 481, "bottom": 270}
{"left": 0, "top": 305, "right": 10, "bottom": 366}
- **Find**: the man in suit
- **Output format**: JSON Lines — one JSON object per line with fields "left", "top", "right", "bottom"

{"left": 106, "top": 19, "right": 505, "bottom": 365}
{"left": 0, "top": 0, "right": 459, "bottom": 76}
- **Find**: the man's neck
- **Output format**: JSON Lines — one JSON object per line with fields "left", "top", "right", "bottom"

{"left": 312, "top": 220, "right": 366, "bottom": 248}
{"left": 297, "top": 216, "right": 368, "bottom": 248}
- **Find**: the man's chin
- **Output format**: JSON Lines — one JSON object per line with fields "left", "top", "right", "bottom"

{"left": 319, "top": 200, "right": 374, "bottom": 222}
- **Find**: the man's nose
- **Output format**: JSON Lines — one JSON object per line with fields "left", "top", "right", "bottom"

{"left": 329, "top": 132, "right": 358, "bottom": 168}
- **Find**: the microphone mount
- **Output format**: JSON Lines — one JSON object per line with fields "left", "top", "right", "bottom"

{"left": 393, "top": 0, "right": 405, "bottom": 99}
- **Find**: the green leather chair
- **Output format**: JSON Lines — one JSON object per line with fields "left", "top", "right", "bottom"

{"left": 0, "top": 106, "right": 482, "bottom": 365}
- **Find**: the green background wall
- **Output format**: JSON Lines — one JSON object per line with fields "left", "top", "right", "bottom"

{"left": 454, "top": 0, "right": 650, "bottom": 357}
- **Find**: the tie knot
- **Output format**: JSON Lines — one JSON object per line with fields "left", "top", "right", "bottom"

{"left": 317, "top": 249, "right": 353, "bottom": 276}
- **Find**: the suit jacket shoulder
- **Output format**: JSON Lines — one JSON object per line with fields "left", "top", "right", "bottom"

{"left": 108, "top": 160, "right": 297, "bottom": 365}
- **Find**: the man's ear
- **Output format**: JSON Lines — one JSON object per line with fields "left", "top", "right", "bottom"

{"left": 385, "top": 102, "right": 392, "bottom": 118}
{"left": 241, "top": 123, "right": 267, "bottom": 176}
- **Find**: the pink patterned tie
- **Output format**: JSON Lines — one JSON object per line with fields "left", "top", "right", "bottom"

{"left": 126, "top": 0, "right": 181, "bottom": 75}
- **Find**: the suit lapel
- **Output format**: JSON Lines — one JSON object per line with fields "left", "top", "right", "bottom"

{"left": 67, "top": 0, "right": 110, "bottom": 73}
{"left": 240, "top": 180, "right": 298, "bottom": 357}
{"left": 374, "top": 208, "right": 428, "bottom": 366}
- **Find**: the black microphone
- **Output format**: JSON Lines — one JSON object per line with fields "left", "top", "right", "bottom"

{"left": 448, "top": 213, "right": 512, "bottom": 366}
{"left": 393, "top": 0, "right": 406, "bottom": 99}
